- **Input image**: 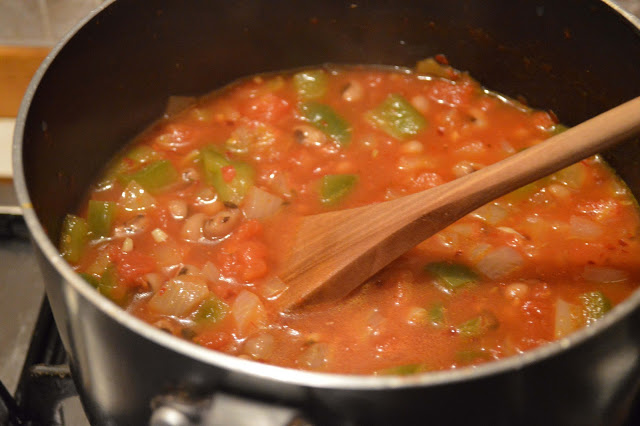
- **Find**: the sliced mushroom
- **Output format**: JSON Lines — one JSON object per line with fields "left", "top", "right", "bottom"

{"left": 203, "top": 207, "right": 242, "bottom": 240}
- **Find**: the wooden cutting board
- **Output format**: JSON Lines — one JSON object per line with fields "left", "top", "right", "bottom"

{"left": 0, "top": 46, "right": 50, "bottom": 117}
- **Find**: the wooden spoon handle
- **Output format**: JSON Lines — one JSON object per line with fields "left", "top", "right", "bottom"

{"left": 277, "top": 96, "right": 640, "bottom": 311}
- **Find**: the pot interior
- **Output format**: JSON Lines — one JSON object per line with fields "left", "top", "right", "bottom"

{"left": 18, "top": 0, "right": 640, "bottom": 240}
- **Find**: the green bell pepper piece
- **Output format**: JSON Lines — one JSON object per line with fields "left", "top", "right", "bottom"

{"left": 79, "top": 272, "right": 101, "bottom": 288}
{"left": 126, "top": 145, "right": 161, "bottom": 164}
{"left": 416, "top": 57, "right": 452, "bottom": 79}
{"left": 300, "top": 102, "right": 351, "bottom": 146}
{"left": 200, "top": 146, "right": 255, "bottom": 204}
{"left": 455, "top": 349, "right": 493, "bottom": 364}
{"left": 195, "top": 296, "right": 228, "bottom": 324}
{"left": 88, "top": 200, "right": 115, "bottom": 239}
{"left": 82, "top": 266, "right": 129, "bottom": 306}
{"left": 377, "top": 363, "right": 429, "bottom": 376}
{"left": 552, "top": 123, "right": 569, "bottom": 135}
{"left": 121, "top": 159, "right": 179, "bottom": 194}
{"left": 293, "top": 69, "right": 328, "bottom": 100}
{"left": 60, "top": 214, "right": 89, "bottom": 264}
{"left": 424, "top": 262, "right": 478, "bottom": 291}
{"left": 428, "top": 302, "right": 446, "bottom": 327}
{"left": 456, "top": 311, "right": 499, "bottom": 338}
{"left": 320, "top": 174, "right": 358, "bottom": 205}
{"left": 98, "top": 146, "right": 161, "bottom": 188}
{"left": 580, "top": 291, "right": 612, "bottom": 324}
{"left": 367, "top": 94, "right": 426, "bottom": 139}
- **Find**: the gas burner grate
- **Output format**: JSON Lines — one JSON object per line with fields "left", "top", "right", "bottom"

{"left": 2, "top": 299, "right": 77, "bottom": 425}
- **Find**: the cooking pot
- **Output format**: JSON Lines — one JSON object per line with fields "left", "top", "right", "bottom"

{"left": 13, "top": 0, "right": 640, "bottom": 424}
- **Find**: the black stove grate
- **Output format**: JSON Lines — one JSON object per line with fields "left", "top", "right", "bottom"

{"left": 2, "top": 299, "right": 76, "bottom": 426}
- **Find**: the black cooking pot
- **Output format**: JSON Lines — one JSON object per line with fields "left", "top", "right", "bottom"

{"left": 13, "top": 0, "right": 640, "bottom": 424}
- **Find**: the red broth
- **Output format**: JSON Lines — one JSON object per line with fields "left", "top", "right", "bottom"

{"left": 60, "top": 61, "right": 640, "bottom": 374}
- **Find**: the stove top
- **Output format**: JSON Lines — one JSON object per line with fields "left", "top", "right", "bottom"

{"left": 0, "top": 179, "right": 89, "bottom": 424}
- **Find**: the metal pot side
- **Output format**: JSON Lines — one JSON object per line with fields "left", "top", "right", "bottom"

{"left": 13, "top": 0, "right": 640, "bottom": 424}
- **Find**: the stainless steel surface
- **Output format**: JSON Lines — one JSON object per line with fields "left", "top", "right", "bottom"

{"left": 0, "top": 223, "right": 42, "bottom": 394}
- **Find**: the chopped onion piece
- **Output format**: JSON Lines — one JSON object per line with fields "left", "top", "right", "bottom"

{"left": 152, "top": 243, "right": 183, "bottom": 270}
{"left": 476, "top": 246, "right": 523, "bottom": 279}
{"left": 243, "top": 333, "right": 275, "bottom": 360}
{"left": 366, "top": 309, "right": 386, "bottom": 337}
{"left": 449, "top": 223, "right": 474, "bottom": 237}
{"left": 148, "top": 275, "right": 210, "bottom": 317}
{"left": 569, "top": 216, "right": 603, "bottom": 240}
{"left": 497, "top": 227, "right": 524, "bottom": 238}
{"left": 407, "top": 307, "right": 428, "bottom": 325}
{"left": 243, "top": 187, "right": 284, "bottom": 220}
{"left": 471, "top": 203, "right": 507, "bottom": 225}
{"left": 500, "top": 140, "right": 515, "bottom": 154}
{"left": 469, "top": 243, "right": 492, "bottom": 264}
{"left": 300, "top": 342, "right": 330, "bottom": 370}
{"left": 121, "top": 237, "right": 133, "bottom": 252}
{"left": 119, "top": 181, "right": 156, "bottom": 212}
{"left": 232, "top": 290, "right": 267, "bottom": 337}
{"left": 260, "top": 276, "right": 287, "bottom": 299}
{"left": 202, "top": 261, "right": 221, "bottom": 282}
{"left": 555, "top": 298, "right": 579, "bottom": 339}
{"left": 152, "top": 228, "right": 169, "bottom": 243}
{"left": 452, "top": 160, "right": 484, "bottom": 178}
{"left": 553, "top": 163, "right": 586, "bottom": 189}
{"left": 582, "top": 265, "right": 628, "bottom": 283}
{"left": 504, "top": 282, "right": 529, "bottom": 300}
{"left": 400, "top": 140, "right": 424, "bottom": 155}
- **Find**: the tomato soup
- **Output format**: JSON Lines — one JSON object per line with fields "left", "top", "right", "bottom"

{"left": 59, "top": 59, "right": 640, "bottom": 374}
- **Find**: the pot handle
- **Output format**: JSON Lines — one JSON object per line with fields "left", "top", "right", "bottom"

{"left": 150, "top": 392, "right": 312, "bottom": 426}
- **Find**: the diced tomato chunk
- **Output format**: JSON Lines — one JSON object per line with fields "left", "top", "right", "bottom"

{"left": 217, "top": 220, "right": 269, "bottom": 282}
{"left": 110, "top": 246, "right": 156, "bottom": 286}
{"left": 242, "top": 93, "right": 291, "bottom": 122}
{"left": 221, "top": 165, "right": 237, "bottom": 182}
{"left": 427, "top": 79, "right": 475, "bottom": 106}
{"left": 530, "top": 111, "right": 556, "bottom": 129}
{"left": 194, "top": 330, "right": 231, "bottom": 350}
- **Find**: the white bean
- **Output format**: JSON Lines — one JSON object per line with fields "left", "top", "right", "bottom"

{"left": 504, "top": 282, "right": 529, "bottom": 300}
{"left": 113, "top": 214, "right": 148, "bottom": 238}
{"left": 169, "top": 200, "right": 188, "bottom": 220}
{"left": 203, "top": 208, "right": 242, "bottom": 239}
{"left": 293, "top": 124, "right": 327, "bottom": 147}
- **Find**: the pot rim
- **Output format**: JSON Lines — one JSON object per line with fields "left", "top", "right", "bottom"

{"left": 12, "top": 0, "right": 640, "bottom": 391}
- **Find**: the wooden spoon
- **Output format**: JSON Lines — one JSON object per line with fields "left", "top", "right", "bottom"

{"left": 275, "top": 96, "right": 640, "bottom": 311}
